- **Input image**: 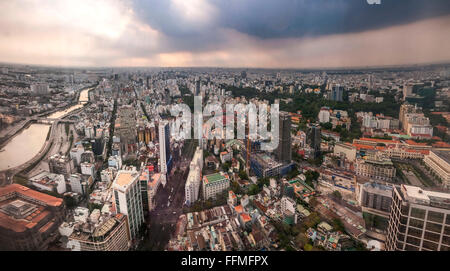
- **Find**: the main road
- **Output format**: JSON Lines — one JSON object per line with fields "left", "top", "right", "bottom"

{"left": 140, "top": 140, "right": 195, "bottom": 250}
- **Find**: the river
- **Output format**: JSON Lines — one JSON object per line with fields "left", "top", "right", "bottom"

{"left": 0, "top": 87, "right": 92, "bottom": 171}
{"left": 47, "top": 86, "right": 90, "bottom": 119}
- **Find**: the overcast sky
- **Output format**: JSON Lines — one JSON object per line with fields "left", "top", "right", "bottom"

{"left": 1, "top": 0, "right": 449, "bottom": 68}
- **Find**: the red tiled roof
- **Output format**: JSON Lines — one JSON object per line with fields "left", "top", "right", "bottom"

{"left": 352, "top": 143, "right": 376, "bottom": 150}
{"left": 405, "top": 140, "right": 428, "bottom": 146}
{"left": 0, "top": 184, "right": 63, "bottom": 207}
{"left": 240, "top": 213, "right": 251, "bottom": 223}
{"left": 432, "top": 142, "right": 450, "bottom": 148}
{"left": 359, "top": 137, "right": 400, "bottom": 144}
{"left": 234, "top": 205, "right": 243, "bottom": 213}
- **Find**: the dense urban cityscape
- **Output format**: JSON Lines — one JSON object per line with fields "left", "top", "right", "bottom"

{"left": 0, "top": 64, "right": 449, "bottom": 251}
{"left": 0, "top": 0, "right": 450, "bottom": 253}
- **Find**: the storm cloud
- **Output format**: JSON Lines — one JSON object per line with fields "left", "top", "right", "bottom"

{"left": 0, "top": 0, "right": 449, "bottom": 67}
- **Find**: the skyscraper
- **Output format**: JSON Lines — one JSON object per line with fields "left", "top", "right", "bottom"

{"left": 386, "top": 185, "right": 450, "bottom": 251}
{"left": 185, "top": 147, "right": 203, "bottom": 206}
{"left": 195, "top": 79, "right": 201, "bottom": 96}
{"left": 159, "top": 121, "right": 171, "bottom": 179}
{"left": 112, "top": 170, "right": 144, "bottom": 241}
{"left": 307, "top": 123, "right": 321, "bottom": 159}
{"left": 327, "top": 85, "right": 343, "bottom": 102}
{"left": 275, "top": 111, "right": 292, "bottom": 163}
{"left": 146, "top": 76, "right": 151, "bottom": 88}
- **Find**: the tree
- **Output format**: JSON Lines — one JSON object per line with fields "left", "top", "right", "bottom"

{"left": 63, "top": 195, "right": 77, "bottom": 209}
{"left": 332, "top": 190, "right": 342, "bottom": 200}
{"left": 257, "top": 177, "right": 270, "bottom": 188}
{"left": 88, "top": 202, "right": 103, "bottom": 212}
{"left": 332, "top": 218, "right": 346, "bottom": 233}
{"left": 248, "top": 184, "right": 260, "bottom": 195}
{"left": 222, "top": 161, "right": 231, "bottom": 172}
{"left": 231, "top": 181, "right": 242, "bottom": 195}
{"left": 320, "top": 122, "right": 332, "bottom": 130}
{"left": 304, "top": 170, "right": 319, "bottom": 187}
{"left": 238, "top": 170, "right": 249, "bottom": 180}
{"left": 286, "top": 167, "right": 299, "bottom": 180}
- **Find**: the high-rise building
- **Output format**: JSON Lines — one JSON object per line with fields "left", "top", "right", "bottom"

{"left": 275, "top": 111, "right": 292, "bottom": 163}
{"left": 368, "top": 74, "right": 373, "bottom": 91}
{"left": 48, "top": 154, "right": 74, "bottom": 178}
{"left": 195, "top": 79, "right": 201, "bottom": 96}
{"left": 358, "top": 182, "right": 393, "bottom": 214}
{"left": 112, "top": 170, "right": 144, "bottom": 241}
{"left": 327, "top": 85, "right": 343, "bottom": 101}
{"left": 307, "top": 123, "right": 321, "bottom": 159}
{"left": 68, "top": 173, "right": 88, "bottom": 195}
{"left": 386, "top": 185, "right": 450, "bottom": 251}
{"left": 185, "top": 168, "right": 201, "bottom": 206}
{"left": 185, "top": 147, "right": 203, "bottom": 206}
{"left": 67, "top": 213, "right": 130, "bottom": 251}
{"left": 159, "top": 121, "right": 171, "bottom": 177}
{"left": 139, "top": 169, "right": 149, "bottom": 214}
{"left": 403, "top": 83, "right": 414, "bottom": 100}
{"left": 318, "top": 107, "right": 331, "bottom": 123}
{"left": 399, "top": 103, "right": 422, "bottom": 131}
{"left": 403, "top": 113, "right": 433, "bottom": 139}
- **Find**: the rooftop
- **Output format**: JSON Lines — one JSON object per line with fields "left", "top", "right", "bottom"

{"left": 402, "top": 185, "right": 450, "bottom": 210}
{"left": 203, "top": 172, "right": 228, "bottom": 185}
{"left": 431, "top": 149, "right": 450, "bottom": 165}
{"left": 0, "top": 184, "right": 62, "bottom": 233}
{"left": 113, "top": 170, "right": 139, "bottom": 190}
{"left": 0, "top": 184, "right": 63, "bottom": 207}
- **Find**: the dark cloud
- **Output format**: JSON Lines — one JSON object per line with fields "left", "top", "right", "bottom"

{"left": 213, "top": 0, "right": 450, "bottom": 39}
{"left": 133, "top": 0, "right": 450, "bottom": 40}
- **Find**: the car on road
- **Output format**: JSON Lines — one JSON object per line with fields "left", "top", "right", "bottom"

{"left": 172, "top": 211, "right": 176, "bottom": 215}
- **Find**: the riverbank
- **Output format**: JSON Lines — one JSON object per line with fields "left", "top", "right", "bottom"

{"left": 0, "top": 85, "right": 95, "bottom": 149}
{"left": 0, "top": 84, "right": 96, "bottom": 185}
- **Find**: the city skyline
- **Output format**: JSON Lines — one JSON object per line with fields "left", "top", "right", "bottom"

{"left": 1, "top": 0, "right": 450, "bottom": 254}
{"left": 1, "top": 0, "right": 450, "bottom": 68}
